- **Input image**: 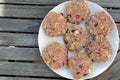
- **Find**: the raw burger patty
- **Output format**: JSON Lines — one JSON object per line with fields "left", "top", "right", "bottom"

{"left": 88, "top": 11, "right": 114, "bottom": 36}
{"left": 66, "top": 0, "right": 90, "bottom": 24}
{"left": 69, "top": 53, "right": 93, "bottom": 79}
{"left": 44, "top": 12, "right": 68, "bottom": 37}
{"left": 87, "top": 35, "right": 112, "bottom": 62}
{"left": 42, "top": 42, "right": 68, "bottom": 70}
{"left": 64, "top": 25, "right": 89, "bottom": 52}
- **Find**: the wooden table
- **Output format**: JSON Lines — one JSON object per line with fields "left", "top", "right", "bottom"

{"left": 0, "top": 0, "right": 119, "bottom": 80}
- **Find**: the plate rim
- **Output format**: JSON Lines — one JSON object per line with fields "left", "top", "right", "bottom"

{"left": 38, "top": 1, "right": 119, "bottom": 80}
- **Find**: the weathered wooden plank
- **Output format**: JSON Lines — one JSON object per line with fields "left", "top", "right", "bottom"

{"left": 0, "top": 62, "right": 61, "bottom": 77}
{"left": 0, "top": 47, "right": 42, "bottom": 61}
{"left": 91, "top": 0, "right": 120, "bottom": 8}
{"left": 117, "top": 23, "right": 120, "bottom": 35}
{"left": 0, "top": 5, "right": 118, "bottom": 22}
{"left": 0, "top": 23, "right": 118, "bottom": 61}
{"left": 0, "top": 0, "right": 119, "bottom": 8}
{"left": 107, "top": 9, "right": 120, "bottom": 23}
{"left": 0, "top": 19, "right": 40, "bottom": 32}
{"left": 0, "top": 0, "right": 67, "bottom": 5}
{"left": 0, "top": 52, "right": 119, "bottom": 80}
{"left": 0, "top": 77, "right": 66, "bottom": 80}
{"left": 108, "top": 71, "right": 120, "bottom": 80}
{"left": 0, "top": 5, "right": 54, "bottom": 18}
{"left": 0, "top": 33, "right": 38, "bottom": 47}
{"left": 90, "top": 51, "right": 120, "bottom": 80}
{"left": 0, "top": 45, "right": 119, "bottom": 61}
{"left": 0, "top": 19, "right": 118, "bottom": 33}
{"left": 0, "top": 24, "right": 118, "bottom": 47}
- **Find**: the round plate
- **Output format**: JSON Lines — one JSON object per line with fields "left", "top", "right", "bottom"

{"left": 38, "top": 1, "right": 119, "bottom": 80}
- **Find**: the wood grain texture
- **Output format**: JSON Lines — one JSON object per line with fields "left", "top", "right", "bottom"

{"left": 107, "top": 9, "right": 120, "bottom": 23}
{"left": 0, "top": 33, "right": 38, "bottom": 47}
{"left": 0, "top": 0, "right": 67, "bottom": 5}
{"left": 0, "top": 47, "right": 42, "bottom": 61}
{"left": 0, "top": 62, "right": 61, "bottom": 77}
{"left": 0, "top": 77, "right": 66, "bottom": 80}
{"left": 0, "top": 23, "right": 118, "bottom": 47}
{"left": 0, "top": 21, "right": 118, "bottom": 63}
{"left": 0, "top": 19, "right": 40, "bottom": 32}
{"left": 91, "top": 0, "right": 120, "bottom": 8}
{"left": 0, "top": 4, "right": 54, "bottom": 18}
{"left": 117, "top": 23, "right": 120, "bottom": 35}
{"left": 0, "top": 19, "right": 118, "bottom": 33}
{"left": 0, "top": 5, "right": 118, "bottom": 22}
{"left": 0, "top": 0, "right": 119, "bottom": 8}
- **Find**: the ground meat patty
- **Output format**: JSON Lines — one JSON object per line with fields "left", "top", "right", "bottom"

{"left": 69, "top": 53, "right": 93, "bottom": 79}
{"left": 88, "top": 11, "right": 114, "bottom": 36}
{"left": 44, "top": 12, "right": 68, "bottom": 37}
{"left": 66, "top": 0, "right": 90, "bottom": 24}
{"left": 64, "top": 25, "right": 89, "bottom": 52}
{"left": 42, "top": 42, "right": 68, "bottom": 70}
{"left": 87, "top": 35, "right": 112, "bottom": 62}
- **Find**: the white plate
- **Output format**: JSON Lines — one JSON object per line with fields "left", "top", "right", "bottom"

{"left": 38, "top": 1, "right": 119, "bottom": 80}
